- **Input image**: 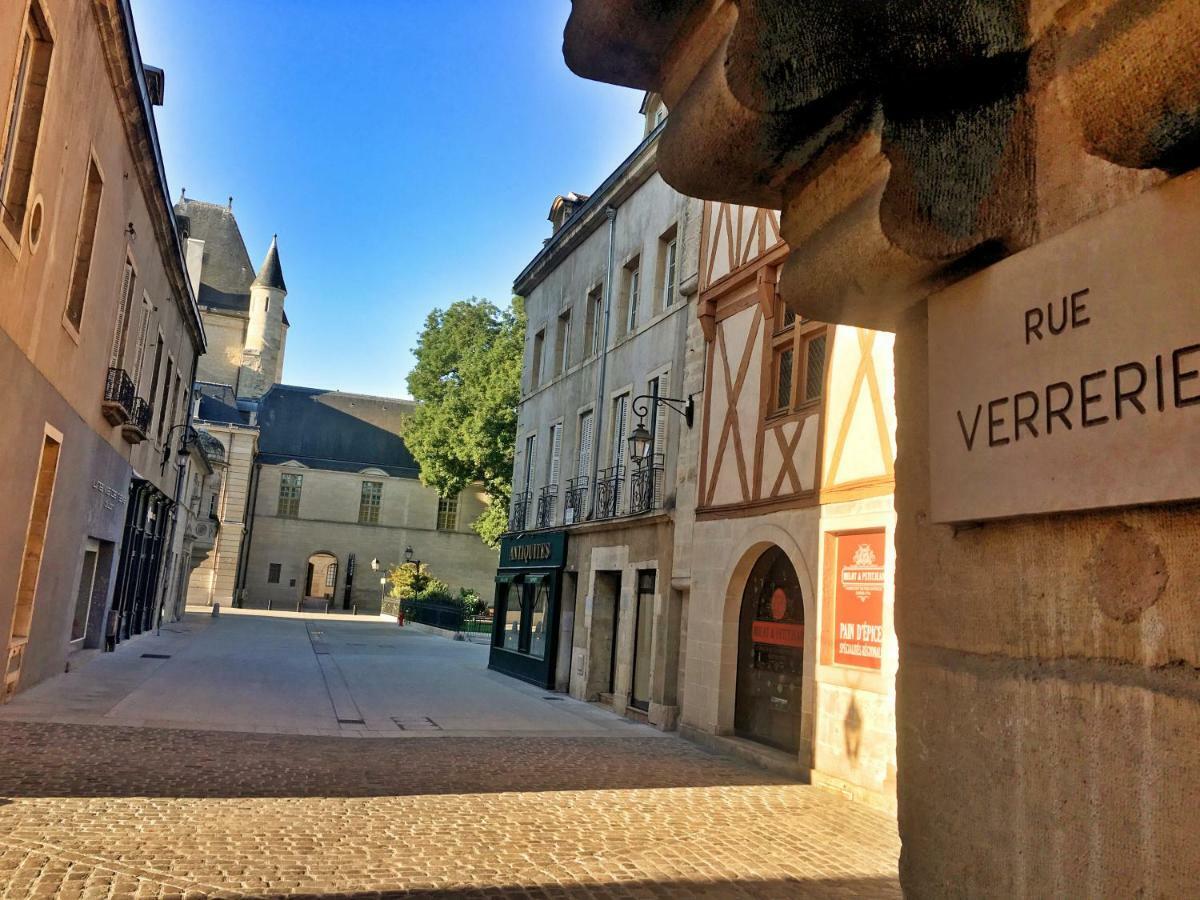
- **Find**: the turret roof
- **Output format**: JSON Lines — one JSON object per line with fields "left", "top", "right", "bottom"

{"left": 252, "top": 234, "right": 287, "bottom": 293}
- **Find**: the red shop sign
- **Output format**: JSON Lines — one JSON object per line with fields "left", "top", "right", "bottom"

{"left": 833, "top": 531, "right": 886, "bottom": 669}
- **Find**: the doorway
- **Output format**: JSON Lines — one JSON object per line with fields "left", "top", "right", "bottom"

{"left": 305, "top": 552, "right": 338, "bottom": 600}
{"left": 589, "top": 571, "right": 621, "bottom": 697}
{"left": 629, "top": 569, "right": 656, "bottom": 711}
{"left": 71, "top": 539, "right": 101, "bottom": 644}
{"left": 734, "top": 546, "right": 805, "bottom": 753}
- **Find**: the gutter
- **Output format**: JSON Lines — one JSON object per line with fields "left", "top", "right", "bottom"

{"left": 113, "top": 0, "right": 206, "bottom": 355}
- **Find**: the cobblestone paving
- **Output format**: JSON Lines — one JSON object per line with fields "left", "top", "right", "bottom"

{"left": 0, "top": 722, "right": 900, "bottom": 898}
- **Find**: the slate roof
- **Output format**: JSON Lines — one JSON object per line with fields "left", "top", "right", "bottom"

{"left": 257, "top": 385, "right": 420, "bottom": 478}
{"left": 175, "top": 197, "right": 290, "bottom": 326}
{"left": 252, "top": 235, "right": 286, "bottom": 292}
{"left": 174, "top": 199, "right": 256, "bottom": 313}
{"left": 194, "top": 382, "right": 253, "bottom": 426}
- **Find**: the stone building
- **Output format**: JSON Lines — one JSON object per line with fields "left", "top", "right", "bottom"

{"left": 178, "top": 197, "right": 497, "bottom": 612}
{"left": 565, "top": 0, "right": 1200, "bottom": 893}
{"left": 0, "top": 0, "right": 204, "bottom": 699}
{"left": 240, "top": 385, "right": 496, "bottom": 613}
{"left": 490, "top": 97, "right": 701, "bottom": 717}
{"left": 671, "top": 199, "right": 898, "bottom": 810}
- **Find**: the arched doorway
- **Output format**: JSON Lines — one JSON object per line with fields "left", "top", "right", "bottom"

{"left": 734, "top": 545, "right": 805, "bottom": 753}
{"left": 305, "top": 552, "right": 338, "bottom": 600}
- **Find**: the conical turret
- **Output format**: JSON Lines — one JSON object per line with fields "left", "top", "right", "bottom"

{"left": 252, "top": 234, "right": 286, "bottom": 293}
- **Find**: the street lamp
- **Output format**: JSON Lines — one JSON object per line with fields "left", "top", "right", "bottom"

{"left": 627, "top": 393, "right": 695, "bottom": 464}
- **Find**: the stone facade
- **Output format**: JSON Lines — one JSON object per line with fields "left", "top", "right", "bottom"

{"left": 0, "top": 0, "right": 204, "bottom": 699}
{"left": 494, "top": 99, "right": 701, "bottom": 716}
{"left": 564, "top": 0, "right": 1200, "bottom": 892}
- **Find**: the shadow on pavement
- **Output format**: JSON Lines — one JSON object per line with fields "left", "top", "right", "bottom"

{"left": 0, "top": 721, "right": 801, "bottom": 799}
{"left": 254, "top": 876, "right": 901, "bottom": 899}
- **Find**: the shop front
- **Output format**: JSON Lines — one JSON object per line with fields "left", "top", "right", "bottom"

{"left": 489, "top": 531, "right": 567, "bottom": 688}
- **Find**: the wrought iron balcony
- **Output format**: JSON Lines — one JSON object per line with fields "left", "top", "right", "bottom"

{"left": 508, "top": 491, "right": 531, "bottom": 533}
{"left": 102, "top": 367, "right": 135, "bottom": 426}
{"left": 628, "top": 454, "right": 665, "bottom": 515}
{"left": 594, "top": 464, "right": 624, "bottom": 520}
{"left": 535, "top": 484, "right": 558, "bottom": 529}
{"left": 563, "top": 476, "right": 588, "bottom": 525}
{"left": 121, "top": 397, "right": 152, "bottom": 444}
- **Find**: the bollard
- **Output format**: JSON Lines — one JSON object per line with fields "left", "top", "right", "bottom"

{"left": 353, "top": 604, "right": 358, "bottom": 616}
{"left": 325, "top": 599, "right": 331, "bottom": 614}
{"left": 267, "top": 597, "right": 272, "bottom": 611}
{"left": 211, "top": 602, "right": 220, "bottom": 618}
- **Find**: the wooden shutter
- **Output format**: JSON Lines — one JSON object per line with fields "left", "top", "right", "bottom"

{"left": 653, "top": 372, "right": 669, "bottom": 459}
{"left": 578, "top": 412, "right": 593, "bottom": 480}
{"left": 612, "top": 394, "right": 628, "bottom": 468}
{"left": 130, "top": 294, "right": 152, "bottom": 389}
{"left": 549, "top": 423, "right": 562, "bottom": 486}
{"left": 524, "top": 434, "right": 537, "bottom": 491}
{"left": 109, "top": 261, "right": 134, "bottom": 369}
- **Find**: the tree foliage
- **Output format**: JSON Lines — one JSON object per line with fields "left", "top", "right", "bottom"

{"left": 403, "top": 297, "right": 524, "bottom": 547}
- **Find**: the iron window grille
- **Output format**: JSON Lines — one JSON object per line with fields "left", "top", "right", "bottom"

{"left": 509, "top": 491, "right": 531, "bottom": 532}
{"left": 594, "top": 464, "right": 624, "bottom": 520}
{"left": 563, "top": 476, "right": 589, "bottom": 525}
{"left": 536, "top": 484, "right": 558, "bottom": 529}
{"left": 628, "top": 454, "right": 665, "bottom": 515}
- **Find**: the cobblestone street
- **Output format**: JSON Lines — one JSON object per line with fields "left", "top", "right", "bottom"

{"left": 0, "top": 614, "right": 899, "bottom": 898}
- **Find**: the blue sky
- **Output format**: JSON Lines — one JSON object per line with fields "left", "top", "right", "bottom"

{"left": 131, "top": 1, "right": 646, "bottom": 398}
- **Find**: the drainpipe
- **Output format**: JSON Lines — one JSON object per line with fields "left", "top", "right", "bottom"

{"left": 589, "top": 206, "right": 618, "bottom": 518}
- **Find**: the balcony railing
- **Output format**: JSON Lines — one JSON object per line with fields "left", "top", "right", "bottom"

{"left": 508, "top": 491, "right": 531, "bottom": 532}
{"left": 121, "top": 397, "right": 152, "bottom": 444}
{"left": 628, "top": 455, "right": 665, "bottom": 516}
{"left": 535, "top": 484, "right": 558, "bottom": 529}
{"left": 102, "top": 367, "right": 135, "bottom": 426}
{"left": 594, "top": 464, "right": 624, "bottom": 520}
{"left": 563, "top": 477, "right": 588, "bottom": 525}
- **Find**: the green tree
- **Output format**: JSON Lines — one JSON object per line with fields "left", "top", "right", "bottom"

{"left": 404, "top": 297, "right": 525, "bottom": 546}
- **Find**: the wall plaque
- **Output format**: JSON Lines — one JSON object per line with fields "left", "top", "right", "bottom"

{"left": 833, "top": 531, "right": 885, "bottom": 669}
{"left": 929, "top": 172, "right": 1200, "bottom": 523}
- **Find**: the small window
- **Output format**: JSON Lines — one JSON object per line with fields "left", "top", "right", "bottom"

{"left": 774, "top": 347, "right": 794, "bottom": 412}
{"left": 359, "top": 480, "right": 382, "bottom": 524}
{"left": 662, "top": 237, "right": 677, "bottom": 308}
{"left": 0, "top": 0, "right": 53, "bottom": 242}
{"left": 267, "top": 563, "right": 281, "bottom": 584}
{"left": 624, "top": 262, "right": 641, "bottom": 333}
{"left": 530, "top": 328, "right": 545, "bottom": 390}
{"left": 585, "top": 284, "right": 604, "bottom": 356}
{"left": 555, "top": 309, "right": 571, "bottom": 376}
{"left": 803, "top": 333, "right": 826, "bottom": 403}
{"left": 278, "top": 472, "right": 302, "bottom": 518}
{"left": 64, "top": 157, "right": 103, "bottom": 331}
{"left": 208, "top": 492, "right": 218, "bottom": 518}
{"left": 437, "top": 494, "right": 459, "bottom": 531}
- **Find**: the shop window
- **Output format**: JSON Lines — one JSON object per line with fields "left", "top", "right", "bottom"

{"left": 64, "top": 156, "right": 103, "bottom": 332}
{"left": 528, "top": 580, "right": 550, "bottom": 659}
{"left": 358, "top": 480, "right": 382, "bottom": 524}
{"left": 268, "top": 563, "right": 281, "bottom": 584}
{"left": 437, "top": 494, "right": 458, "bottom": 531}
{"left": 278, "top": 472, "right": 302, "bottom": 518}
{"left": 0, "top": 0, "right": 53, "bottom": 244}
{"left": 502, "top": 584, "right": 523, "bottom": 651}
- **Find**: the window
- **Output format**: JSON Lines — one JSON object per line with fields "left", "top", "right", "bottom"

{"left": 325, "top": 564, "right": 338, "bottom": 588}
{"left": 624, "top": 260, "right": 641, "bottom": 333}
{"left": 660, "top": 231, "right": 678, "bottom": 309}
{"left": 530, "top": 328, "right": 545, "bottom": 391}
{"left": 157, "top": 358, "right": 173, "bottom": 443}
{"left": 208, "top": 491, "right": 218, "bottom": 518}
{"left": 145, "top": 335, "right": 163, "bottom": 411}
{"left": 654, "top": 105, "right": 666, "bottom": 127}
{"left": 278, "top": 472, "right": 302, "bottom": 518}
{"left": 523, "top": 433, "right": 537, "bottom": 492}
{"left": 501, "top": 584, "right": 523, "bottom": 651}
{"left": 64, "top": 157, "right": 103, "bottom": 331}
{"left": 611, "top": 393, "right": 629, "bottom": 469}
{"left": 130, "top": 297, "right": 152, "bottom": 389}
{"left": 528, "top": 580, "right": 550, "bottom": 659}
{"left": 359, "top": 480, "right": 382, "bottom": 524}
{"left": 555, "top": 309, "right": 571, "bottom": 375}
{"left": 649, "top": 373, "right": 669, "bottom": 459}
{"left": 577, "top": 411, "right": 593, "bottom": 481}
{"left": 585, "top": 284, "right": 604, "bottom": 356}
{"left": 437, "top": 494, "right": 459, "bottom": 531}
{"left": 547, "top": 422, "right": 562, "bottom": 486}
{"left": 267, "top": 563, "right": 281, "bottom": 584}
{"left": 0, "top": 0, "right": 53, "bottom": 242}
{"left": 70, "top": 539, "right": 100, "bottom": 642}
{"left": 109, "top": 259, "right": 136, "bottom": 370}
{"left": 769, "top": 313, "right": 827, "bottom": 416}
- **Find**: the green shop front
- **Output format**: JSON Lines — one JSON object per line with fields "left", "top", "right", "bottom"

{"left": 489, "top": 531, "right": 567, "bottom": 688}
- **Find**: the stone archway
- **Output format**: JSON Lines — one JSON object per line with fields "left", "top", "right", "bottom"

{"left": 305, "top": 552, "right": 338, "bottom": 601}
{"left": 733, "top": 546, "right": 806, "bottom": 753}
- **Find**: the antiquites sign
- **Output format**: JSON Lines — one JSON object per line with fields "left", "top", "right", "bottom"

{"left": 929, "top": 171, "right": 1200, "bottom": 522}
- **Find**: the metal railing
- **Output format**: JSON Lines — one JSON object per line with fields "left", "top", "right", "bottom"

{"left": 563, "top": 476, "right": 588, "bottom": 525}
{"left": 628, "top": 454, "right": 665, "bottom": 515}
{"left": 103, "top": 367, "right": 135, "bottom": 417}
{"left": 509, "top": 491, "right": 531, "bottom": 532}
{"left": 594, "top": 464, "right": 624, "bottom": 520}
{"left": 127, "top": 397, "right": 152, "bottom": 435}
{"left": 535, "top": 484, "right": 558, "bottom": 529}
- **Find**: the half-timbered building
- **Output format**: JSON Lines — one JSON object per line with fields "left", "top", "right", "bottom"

{"left": 671, "top": 200, "right": 899, "bottom": 810}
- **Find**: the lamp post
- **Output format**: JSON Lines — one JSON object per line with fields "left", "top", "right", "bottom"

{"left": 627, "top": 393, "right": 694, "bottom": 461}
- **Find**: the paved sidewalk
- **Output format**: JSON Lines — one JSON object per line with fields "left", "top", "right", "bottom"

{"left": 0, "top": 611, "right": 901, "bottom": 897}
{"left": 0, "top": 610, "right": 656, "bottom": 738}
